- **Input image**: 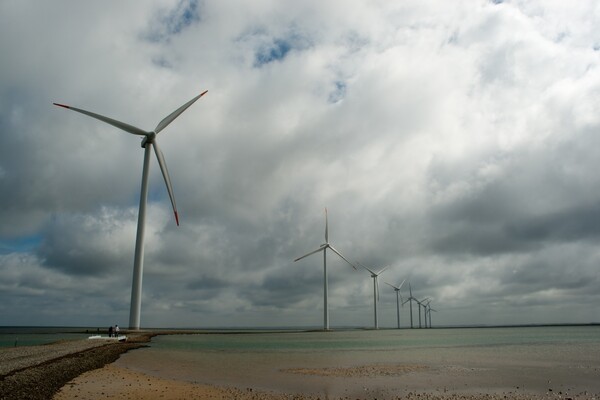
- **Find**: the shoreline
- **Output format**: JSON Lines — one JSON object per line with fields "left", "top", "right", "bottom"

{"left": 2, "top": 330, "right": 600, "bottom": 400}
{"left": 0, "top": 333, "right": 153, "bottom": 400}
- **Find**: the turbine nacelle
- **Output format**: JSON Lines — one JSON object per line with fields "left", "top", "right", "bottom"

{"left": 141, "top": 131, "right": 157, "bottom": 148}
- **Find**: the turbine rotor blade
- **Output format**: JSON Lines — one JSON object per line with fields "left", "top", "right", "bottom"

{"left": 384, "top": 282, "right": 398, "bottom": 290}
{"left": 398, "top": 279, "right": 406, "bottom": 290}
{"left": 151, "top": 141, "right": 179, "bottom": 226}
{"left": 376, "top": 277, "right": 380, "bottom": 301}
{"left": 328, "top": 245, "right": 357, "bottom": 269}
{"left": 324, "top": 208, "right": 329, "bottom": 243}
{"left": 154, "top": 90, "right": 208, "bottom": 134}
{"left": 377, "top": 265, "right": 390, "bottom": 275}
{"left": 53, "top": 103, "right": 148, "bottom": 136}
{"left": 294, "top": 246, "right": 324, "bottom": 262}
{"left": 359, "top": 263, "right": 377, "bottom": 275}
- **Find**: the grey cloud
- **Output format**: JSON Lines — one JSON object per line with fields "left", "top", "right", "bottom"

{"left": 1, "top": 0, "right": 600, "bottom": 328}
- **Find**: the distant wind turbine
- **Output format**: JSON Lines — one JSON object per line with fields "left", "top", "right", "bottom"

{"left": 425, "top": 300, "right": 437, "bottom": 328}
{"left": 294, "top": 209, "right": 356, "bottom": 330}
{"left": 53, "top": 90, "right": 208, "bottom": 330}
{"left": 416, "top": 297, "right": 429, "bottom": 329}
{"left": 385, "top": 279, "right": 405, "bottom": 329}
{"left": 359, "top": 264, "right": 389, "bottom": 330}
{"left": 402, "top": 282, "right": 415, "bottom": 328}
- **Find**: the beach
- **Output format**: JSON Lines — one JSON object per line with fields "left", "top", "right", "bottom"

{"left": 2, "top": 327, "right": 600, "bottom": 400}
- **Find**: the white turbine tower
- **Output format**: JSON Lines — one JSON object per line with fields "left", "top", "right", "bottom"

{"left": 360, "top": 264, "right": 389, "bottom": 330}
{"left": 53, "top": 90, "right": 208, "bottom": 330}
{"left": 385, "top": 279, "right": 405, "bottom": 329}
{"left": 294, "top": 209, "right": 356, "bottom": 330}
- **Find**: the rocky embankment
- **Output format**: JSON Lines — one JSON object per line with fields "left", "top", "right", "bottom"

{"left": 0, "top": 334, "right": 152, "bottom": 400}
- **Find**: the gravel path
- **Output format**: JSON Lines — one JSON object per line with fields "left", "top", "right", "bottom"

{"left": 0, "top": 335, "right": 151, "bottom": 400}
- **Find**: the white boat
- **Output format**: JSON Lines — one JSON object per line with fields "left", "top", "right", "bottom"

{"left": 88, "top": 335, "right": 127, "bottom": 342}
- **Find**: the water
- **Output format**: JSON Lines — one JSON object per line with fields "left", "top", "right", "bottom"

{"left": 0, "top": 327, "right": 96, "bottom": 348}
{"left": 117, "top": 325, "right": 600, "bottom": 396}
{"left": 150, "top": 325, "right": 600, "bottom": 353}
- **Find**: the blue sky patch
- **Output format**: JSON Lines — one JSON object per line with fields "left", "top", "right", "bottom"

{"left": 0, "top": 235, "right": 42, "bottom": 255}
{"left": 145, "top": 0, "right": 201, "bottom": 42}
{"left": 254, "top": 39, "right": 293, "bottom": 66}
{"left": 328, "top": 81, "right": 347, "bottom": 104}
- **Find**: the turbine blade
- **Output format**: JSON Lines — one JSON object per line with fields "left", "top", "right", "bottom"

{"left": 360, "top": 264, "right": 377, "bottom": 275}
{"left": 398, "top": 279, "right": 406, "bottom": 290}
{"left": 53, "top": 103, "right": 148, "bottom": 136}
{"left": 384, "top": 282, "right": 398, "bottom": 290}
{"left": 152, "top": 141, "right": 179, "bottom": 226}
{"left": 327, "top": 245, "right": 357, "bottom": 269}
{"left": 154, "top": 90, "right": 208, "bottom": 134}
{"left": 377, "top": 265, "right": 390, "bottom": 275}
{"left": 376, "top": 278, "right": 380, "bottom": 301}
{"left": 324, "top": 208, "right": 329, "bottom": 243}
{"left": 294, "top": 247, "right": 324, "bottom": 262}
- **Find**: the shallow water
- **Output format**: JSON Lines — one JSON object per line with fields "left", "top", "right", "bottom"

{"left": 117, "top": 326, "right": 600, "bottom": 397}
{"left": 0, "top": 327, "right": 94, "bottom": 348}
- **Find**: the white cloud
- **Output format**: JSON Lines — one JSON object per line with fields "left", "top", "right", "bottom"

{"left": 1, "top": 0, "right": 599, "bottom": 328}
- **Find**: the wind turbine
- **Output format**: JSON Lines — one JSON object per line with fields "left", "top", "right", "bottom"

{"left": 425, "top": 301, "right": 437, "bottom": 328}
{"left": 359, "top": 264, "right": 389, "bottom": 330}
{"left": 402, "top": 282, "right": 415, "bottom": 328}
{"left": 385, "top": 279, "right": 405, "bottom": 329}
{"left": 53, "top": 90, "right": 208, "bottom": 330}
{"left": 294, "top": 209, "right": 356, "bottom": 330}
{"left": 416, "top": 297, "right": 429, "bottom": 329}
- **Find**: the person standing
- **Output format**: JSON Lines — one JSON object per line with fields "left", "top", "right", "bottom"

{"left": 114, "top": 324, "right": 120, "bottom": 337}
{"left": 108, "top": 325, "right": 113, "bottom": 338}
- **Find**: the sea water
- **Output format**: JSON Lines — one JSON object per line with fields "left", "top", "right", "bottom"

{"left": 0, "top": 327, "right": 94, "bottom": 348}
{"left": 117, "top": 325, "right": 600, "bottom": 396}
{"left": 150, "top": 325, "right": 600, "bottom": 352}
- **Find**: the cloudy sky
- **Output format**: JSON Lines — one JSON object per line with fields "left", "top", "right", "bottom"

{"left": 1, "top": 0, "right": 599, "bottom": 329}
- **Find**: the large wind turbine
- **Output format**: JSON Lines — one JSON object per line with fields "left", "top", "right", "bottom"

{"left": 53, "top": 90, "right": 208, "bottom": 330}
{"left": 294, "top": 209, "right": 356, "bottom": 330}
{"left": 385, "top": 279, "right": 405, "bottom": 329}
{"left": 360, "top": 264, "right": 388, "bottom": 329}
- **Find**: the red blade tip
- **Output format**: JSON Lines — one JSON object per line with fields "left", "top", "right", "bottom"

{"left": 174, "top": 211, "right": 180, "bottom": 226}
{"left": 53, "top": 103, "right": 70, "bottom": 109}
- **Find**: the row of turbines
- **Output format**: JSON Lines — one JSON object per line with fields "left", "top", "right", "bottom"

{"left": 294, "top": 209, "right": 437, "bottom": 331}
{"left": 53, "top": 91, "right": 435, "bottom": 331}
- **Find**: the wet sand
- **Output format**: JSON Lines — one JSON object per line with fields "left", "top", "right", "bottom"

{"left": 3, "top": 331, "right": 600, "bottom": 400}
{"left": 53, "top": 342, "right": 600, "bottom": 400}
{"left": 51, "top": 358, "right": 600, "bottom": 400}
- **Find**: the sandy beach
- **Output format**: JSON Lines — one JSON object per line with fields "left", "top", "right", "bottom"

{"left": 2, "top": 329, "right": 600, "bottom": 400}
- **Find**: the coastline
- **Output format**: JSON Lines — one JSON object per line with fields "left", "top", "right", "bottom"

{"left": 2, "top": 329, "right": 600, "bottom": 400}
{"left": 0, "top": 333, "right": 153, "bottom": 400}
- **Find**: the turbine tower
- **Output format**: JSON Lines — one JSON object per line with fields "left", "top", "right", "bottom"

{"left": 294, "top": 209, "right": 356, "bottom": 330}
{"left": 359, "top": 264, "right": 389, "bottom": 329}
{"left": 426, "top": 301, "right": 437, "bottom": 328}
{"left": 54, "top": 90, "right": 208, "bottom": 330}
{"left": 385, "top": 279, "right": 405, "bottom": 329}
